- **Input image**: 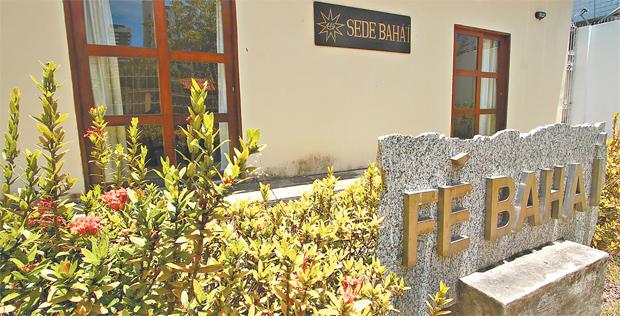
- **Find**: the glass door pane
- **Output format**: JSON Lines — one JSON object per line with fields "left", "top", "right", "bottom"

{"left": 454, "top": 76, "right": 476, "bottom": 109}
{"left": 480, "top": 78, "right": 496, "bottom": 109}
{"left": 89, "top": 57, "right": 161, "bottom": 115}
{"left": 166, "top": 0, "right": 224, "bottom": 53}
{"left": 482, "top": 39, "right": 499, "bottom": 73}
{"left": 453, "top": 115, "right": 475, "bottom": 139}
{"left": 84, "top": 0, "right": 156, "bottom": 47}
{"left": 455, "top": 34, "right": 478, "bottom": 70}
{"left": 479, "top": 114, "right": 496, "bottom": 136}
{"left": 170, "top": 61, "right": 227, "bottom": 114}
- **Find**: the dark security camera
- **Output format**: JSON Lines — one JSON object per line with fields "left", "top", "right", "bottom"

{"left": 535, "top": 11, "right": 547, "bottom": 20}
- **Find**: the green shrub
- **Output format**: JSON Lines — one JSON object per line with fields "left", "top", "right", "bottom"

{"left": 0, "top": 62, "right": 407, "bottom": 315}
{"left": 593, "top": 113, "right": 620, "bottom": 255}
{"left": 424, "top": 281, "right": 452, "bottom": 316}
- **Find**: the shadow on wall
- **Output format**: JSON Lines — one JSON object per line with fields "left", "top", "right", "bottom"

{"left": 264, "top": 153, "right": 335, "bottom": 176}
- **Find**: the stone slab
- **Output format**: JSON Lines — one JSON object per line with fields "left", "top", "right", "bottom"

{"left": 375, "top": 123, "right": 607, "bottom": 315}
{"left": 456, "top": 240, "right": 608, "bottom": 315}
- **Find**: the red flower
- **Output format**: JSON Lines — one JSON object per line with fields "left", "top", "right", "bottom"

{"left": 68, "top": 215, "right": 104, "bottom": 237}
{"left": 100, "top": 188, "right": 128, "bottom": 211}
{"left": 342, "top": 276, "right": 364, "bottom": 305}
{"left": 185, "top": 115, "right": 192, "bottom": 123}
{"left": 83, "top": 127, "right": 102, "bottom": 139}
{"left": 26, "top": 198, "right": 63, "bottom": 229}
{"left": 38, "top": 198, "right": 55, "bottom": 210}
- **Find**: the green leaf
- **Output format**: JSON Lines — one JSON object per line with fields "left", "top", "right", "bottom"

{"left": 1, "top": 293, "right": 19, "bottom": 303}
{"left": 353, "top": 299, "right": 371, "bottom": 312}
{"left": 130, "top": 236, "right": 146, "bottom": 248}
{"left": 35, "top": 124, "right": 53, "bottom": 139}
{"left": 0, "top": 305, "right": 16, "bottom": 314}
{"left": 71, "top": 283, "right": 89, "bottom": 293}
{"left": 197, "top": 263, "right": 223, "bottom": 273}
{"left": 181, "top": 290, "right": 189, "bottom": 308}
{"left": 318, "top": 308, "right": 339, "bottom": 315}
{"left": 40, "top": 269, "right": 58, "bottom": 281}
{"left": 81, "top": 248, "right": 99, "bottom": 264}
{"left": 166, "top": 262, "right": 190, "bottom": 272}
{"left": 9, "top": 258, "right": 24, "bottom": 268}
{"left": 193, "top": 280, "right": 206, "bottom": 303}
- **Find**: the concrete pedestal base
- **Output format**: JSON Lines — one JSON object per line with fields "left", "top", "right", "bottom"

{"left": 456, "top": 241, "right": 608, "bottom": 316}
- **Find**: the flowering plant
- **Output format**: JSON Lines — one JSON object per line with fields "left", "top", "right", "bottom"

{"left": 0, "top": 62, "right": 407, "bottom": 315}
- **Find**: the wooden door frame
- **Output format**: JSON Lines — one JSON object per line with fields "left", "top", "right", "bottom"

{"left": 451, "top": 24, "right": 510, "bottom": 137}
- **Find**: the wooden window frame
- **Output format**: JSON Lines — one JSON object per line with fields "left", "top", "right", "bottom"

{"left": 451, "top": 25, "right": 510, "bottom": 138}
{"left": 63, "top": 0, "right": 242, "bottom": 187}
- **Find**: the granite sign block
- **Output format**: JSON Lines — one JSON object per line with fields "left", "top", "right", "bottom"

{"left": 375, "top": 123, "right": 607, "bottom": 315}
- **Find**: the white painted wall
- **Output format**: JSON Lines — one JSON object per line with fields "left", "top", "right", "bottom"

{"left": 571, "top": 20, "right": 620, "bottom": 133}
{"left": 0, "top": 0, "right": 572, "bottom": 190}
{"left": 236, "top": 0, "right": 572, "bottom": 176}
{"left": 0, "top": 0, "right": 85, "bottom": 193}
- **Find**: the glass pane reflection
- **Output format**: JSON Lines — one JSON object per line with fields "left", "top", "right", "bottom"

{"left": 453, "top": 115, "right": 474, "bottom": 139}
{"left": 84, "top": 0, "right": 156, "bottom": 47}
{"left": 480, "top": 78, "right": 496, "bottom": 109}
{"left": 170, "top": 61, "right": 227, "bottom": 114}
{"left": 482, "top": 39, "right": 499, "bottom": 73}
{"left": 166, "top": 0, "right": 224, "bottom": 53}
{"left": 89, "top": 57, "right": 160, "bottom": 116}
{"left": 479, "top": 114, "right": 497, "bottom": 136}
{"left": 455, "top": 34, "right": 478, "bottom": 70}
{"left": 454, "top": 76, "right": 476, "bottom": 109}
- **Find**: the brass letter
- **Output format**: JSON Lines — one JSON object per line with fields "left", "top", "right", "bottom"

{"left": 392, "top": 24, "right": 400, "bottom": 42}
{"left": 450, "top": 152, "right": 470, "bottom": 168}
{"left": 438, "top": 184, "right": 471, "bottom": 256}
{"left": 590, "top": 158, "right": 605, "bottom": 206}
{"left": 563, "top": 163, "right": 587, "bottom": 219}
{"left": 406, "top": 26, "right": 411, "bottom": 43}
{"left": 379, "top": 23, "right": 386, "bottom": 40}
{"left": 514, "top": 171, "right": 541, "bottom": 231}
{"left": 539, "top": 166, "right": 566, "bottom": 222}
{"left": 485, "top": 176, "right": 515, "bottom": 241}
{"left": 354, "top": 20, "right": 361, "bottom": 37}
{"left": 361, "top": 20, "right": 369, "bottom": 38}
{"left": 369, "top": 22, "right": 376, "bottom": 39}
{"left": 346, "top": 19, "right": 354, "bottom": 36}
{"left": 403, "top": 189, "right": 438, "bottom": 267}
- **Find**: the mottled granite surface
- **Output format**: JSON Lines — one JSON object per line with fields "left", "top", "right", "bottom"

{"left": 375, "top": 123, "right": 607, "bottom": 315}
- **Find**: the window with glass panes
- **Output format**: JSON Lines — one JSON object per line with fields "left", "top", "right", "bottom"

{"left": 451, "top": 25, "right": 509, "bottom": 139}
{"left": 64, "top": 0, "right": 240, "bottom": 186}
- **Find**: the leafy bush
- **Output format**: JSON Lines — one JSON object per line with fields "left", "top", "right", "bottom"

{"left": 0, "top": 62, "right": 407, "bottom": 315}
{"left": 593, "top": 113, "right": 620, "bottom": 255}
{"left": 424, "top": 281, "right": 452, "bottom": 316}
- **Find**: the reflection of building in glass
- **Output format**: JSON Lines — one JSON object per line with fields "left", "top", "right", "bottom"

{"left": 142, "top": 0, "right": 155, "bottom": 47}
{"left": 113, "top": 24, "right": 132, "bottom": 46}
{"left": 115, "top": 58, "right": 161, "bottom": 115}
{"left": 170, "top": 62, "right": 219, "bottom": 114}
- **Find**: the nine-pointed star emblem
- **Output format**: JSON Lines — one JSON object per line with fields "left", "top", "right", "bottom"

{"left": 317, "top": 9, "right": 345, "bottom": 42}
